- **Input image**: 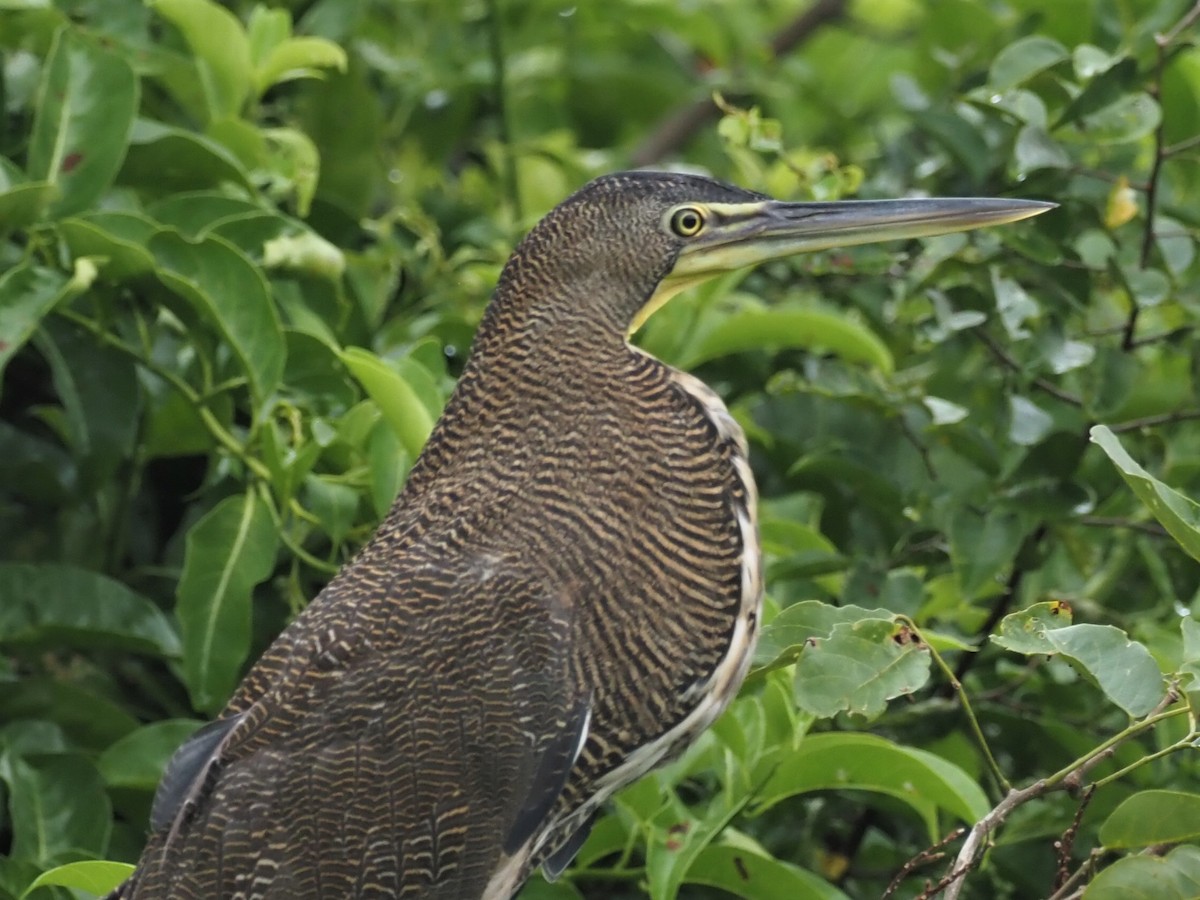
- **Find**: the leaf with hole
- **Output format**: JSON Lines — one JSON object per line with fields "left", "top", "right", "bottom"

{"left": 794, "top": 618, "right": 931, "bottom": 720}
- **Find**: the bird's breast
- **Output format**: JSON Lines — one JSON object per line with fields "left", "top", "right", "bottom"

{"left": 520, "top": 347, "right": 763, "bottom": 863}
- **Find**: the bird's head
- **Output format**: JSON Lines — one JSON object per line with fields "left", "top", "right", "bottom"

{"left": 497, "top": 170, "right": 1054, "bottom": 338}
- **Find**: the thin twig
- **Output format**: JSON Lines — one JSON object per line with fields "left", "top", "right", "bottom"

{"left": 1054, "top": 786, "right": 1096, "bottom": 890}
{"left": 908, "top": 618, "right": 1009, "bottom": 792}
{"left": 1090, "top": 732, "right": 1199, "bottom": 790}
{"left": 1130, "top": 325, "right": 1195, "bottom": 347}
{"left": 1108, "top": 409, "right": 1200, "bottom": 433}
{"left": 973, "top": 329, "right": 1084, "bottom": 407}
{"left": 1165, "top": 132, "right": 1200, "bottom": 156}
{"left": 1077, "top": 516, "right": 1169, "bottom": 537}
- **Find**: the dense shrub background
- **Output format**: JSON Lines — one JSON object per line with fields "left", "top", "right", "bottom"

{"left": 2, "top": 0, "right": 1200, "bottom": 897}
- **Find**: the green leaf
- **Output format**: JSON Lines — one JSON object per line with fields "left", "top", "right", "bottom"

{"left": 1100, "top": 790, "right": 1200, "bottom": 849}
{"left": 255, "top": 37, "right": 348, "bottom": 94}
{"left": 38, "top": 318, "right": 141, "bottom": 489}
{"left": 148, "top": 0, "right": 252, "bottom": 120}
{"left": 1008, "top": 395, "right": 1054, "bottom": 446}
{"left": 992, "top": 268, "right": 1040, "bottom": 338}
{"left": 367, "top": 420, "right": 408, "bottom": 518}
{"left": 0, "top": 680, "right": 138, "bottom": 751}
{"left": 1076, "top": 92, "right": 1161, "bottom": 144}
{"left": 0, "top": 753, "right": 111, "bottom": 864}
{"left": 989, "top": 36, "right": 1069, "bottom": 90}
{"left": 1082, "top": 844, "right": 1200, "bottom": 899}
{"left": 1046, "top": 625, "right": 1164, "bottom": 716}
{"left": 644, "top": 793, "right": 748, "bottom": 900}
{"left": 1056, "top": 57, "right": 1138, "bottom": 127}
{"left": 304, "top": 475, "right": 360, "bottom": 544}
{"left": 58, "top": 213, "right": 160, "bottom": 280}
{"left": 120, "top": 119, "right": 252, "bottom": 192}
{"left": 177, "top": 492, "right": 278, "bottom": 712}
{"left": 684, "top": 845, "right": 848, "bottom": 900}
{"left": 97, "top": 720, "right": 202, "bottom": 791}
{"left": 1090, "top": 425, "right": 1200, "bottom": 563}
{"left": 27, "top": 29, "right": 138, "bottom": 218}
{"left": 21, "top": 861, "right": 134, "bottom": 899}
{"left": 1014, "top": 124, "right": 1071, "bottom": 176}
{"left": 148, "top": 192, "right": 266, "bottom": 237}
{"left": 262, "top": 126, "right": 321, "bottom": 216}
{"left": 0, "top": 564, "right": 180, "bottom": 657}
{"left": 246, "top": 4, "right": 290, "bottom": 68}
{"left": 0, "top": 181, "right": 55, "bottom": 229}
{"left": 340, "top": 347, "right": 435, "bottom": 459}
{"left": 0, "top": 264, "right": 70, "bottom": 389}
{"left": 679, "top": 306, "right": 894, "bottom": 373}
{"left": 755, "top": 733, "right": 989, "bottom": 839}
{"left": 150, "top": 230, "right": 285, "bottom": 411}
{"left": 1181, "top": 616, "right": 1200, "bottom": 694}
{"left": 516, "top": 875, "right": 585, "bottom": 900}
{"left": 949, "top": 508, "right": 1029, "bottom": 598}
{"left": 794, "top": 618, "right": 931, "bottom": 720}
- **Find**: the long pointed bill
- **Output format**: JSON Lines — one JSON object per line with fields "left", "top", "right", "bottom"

{"left": 674, "top": 197, "right": 1056, "bottom": 277}
{"left": 630, "top": 196, "right": 1055, "bottom": 334}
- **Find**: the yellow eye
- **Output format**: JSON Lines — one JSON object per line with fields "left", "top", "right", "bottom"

{"left": 669, "top": 206, "right": 706, "bottom": 237}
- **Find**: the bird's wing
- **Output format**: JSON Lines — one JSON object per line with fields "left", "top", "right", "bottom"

{"left": 120, "top": 557, "right": 590, "bottom": 900}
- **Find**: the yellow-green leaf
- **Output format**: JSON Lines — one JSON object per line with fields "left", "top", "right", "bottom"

{"left": 340, "top": 347, "right": 435, "bottom": 459}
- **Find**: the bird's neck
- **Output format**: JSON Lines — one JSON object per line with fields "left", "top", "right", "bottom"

{"left": 382, "top": 283, "right": 651, "bottom": 534}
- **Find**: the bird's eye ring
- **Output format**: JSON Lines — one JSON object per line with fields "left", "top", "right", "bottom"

{"left": 669, "top": 207, "right": 706, "bottom": 237}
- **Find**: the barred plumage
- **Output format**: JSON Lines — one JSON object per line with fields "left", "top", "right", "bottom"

{"left": 113, "top": 172, "right": 1052, "bottom": 900}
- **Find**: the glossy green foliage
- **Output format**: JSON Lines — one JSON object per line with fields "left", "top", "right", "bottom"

{"left": 2, "top": 0, "right": 1200, "bottom": 897}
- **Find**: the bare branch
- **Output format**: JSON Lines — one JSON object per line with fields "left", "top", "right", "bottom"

{"left": 884, "top": 828, "right": 965, "bottom": 899}
{"left": 939, "top": 702, "right": 1188, "bottom": 898}
{"left": 629, "top": 0, "right": 849, "bottom": 166}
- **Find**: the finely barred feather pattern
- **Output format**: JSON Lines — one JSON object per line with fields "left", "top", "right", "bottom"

{"left": 114, "top": 172, "right": 765, "bottom": 900}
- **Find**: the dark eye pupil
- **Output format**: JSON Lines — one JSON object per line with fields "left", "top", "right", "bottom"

{"left": 674, "top": 210, "right": 702, "bottom": 234}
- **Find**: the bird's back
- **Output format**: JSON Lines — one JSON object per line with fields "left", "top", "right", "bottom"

{"left": 118, "top": 325, "right": 759, "bottom": 899}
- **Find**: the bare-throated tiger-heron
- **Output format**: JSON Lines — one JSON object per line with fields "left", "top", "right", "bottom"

{"left": 114, "top": 172, "right": 1052, "bottom": 899}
